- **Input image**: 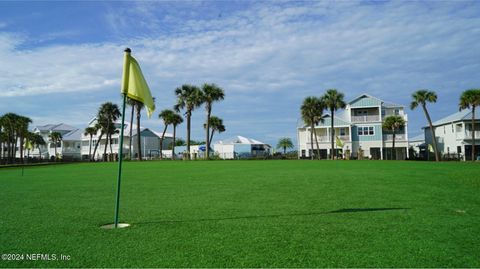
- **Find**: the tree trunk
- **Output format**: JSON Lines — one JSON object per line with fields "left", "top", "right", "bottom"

{"left": 54, "top": 142, "right": 57, "bottom": 161}
{"left": 37, "top": 146, "right": 42, "bottom": 160}
{"left": 129, "top": 105, "right": 134, "bottom": 160}
{"left": 210, "top": 130, "right": 215, "bottom": 145}
{"left": 283, "top": 146, "right": 286, "bottom": 155}
{"left": 88, "top": 135, "right": 92, "bottom": 161}
{"left": 186, "top": 111, "right": 191, "bottom": 160}
{"left": 92, "top": 133, "right": 104, "bottom": 161}
{"left": 103, "top": 122, "right": 109, "bottom": 162}
{"left": 310, "top": 123, "right": 314, "bottom": 160}
{"left": 392, "top": 128, "right": 396, "bottom": 160}
{"left": 205, "top": 105, "right": 211, "bottom": 160}
{"left": 472, "top": 106, "right": 476, "bottom": 161}
{"left": 109, "top": 133, "right": 113, "bottom": 155}
{"left": 137, "top": 109, "right": 142, "bottom": 161}
{"left": 314, "top": 127, "right": 321, "bottom": 160}
{"left": 172, "top": 125, "right": 177, "bottom": 160}
{"left": 331, "top": 108, "right": 335, "bottom": 160}
{"left": 160, "top": 125, "right": 168, "bottom": 160}
{"left": 422, "top": 104, "right": 439, "bottom": 161}
{"left": 19, "top": 135, "right": 24, "bottom": 163}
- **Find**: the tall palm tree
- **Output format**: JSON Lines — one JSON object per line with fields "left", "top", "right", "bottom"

{"left": 1, "top": 113, "right": 21, "bottom": 163}
{"left": 301, "top": 96, "right": 324, "bottom": 160}
{"left": 126, "top": 97, "right": 136, "bottom": 160}
{"left": 459, "top": 89, "right": 480, "bottom": 161}
{"left": 382, "top": 115, "right": 406, "bottom": 160}
{"left": 410, "top": 90, "right": 440, "bottom": 161}
{"left": 49, "top": 131, "right": 62, "bottom": 160}
{"left": 84, "top": 126, "right": 97, "bottom": 161}
{"left": 202, "top": 83, "right": 225, "bottom": 159}
{"left": 16, "top": 116, "right": 32, "bottom": 163}
{"left": 170, "top": 112, "right": 184, "bottom": 160}
{"left": 134, "top": 101, "right": 144, "bottom": 160}
{"left": 174, "top": 84, "right": 204, "bottom": 160}
{"left": 203, "top": 116, "right": 225, "bottom": 146}
{"left": 277, "top": 137, "right": 294, "bottom": 155}
{"left": 321, "top": 89, "right": 346, "bottom": 160}
{"left": 97, "top": 102, "right": 121, "bottom": 161}
{"left": 158, "top": 109, "right": 175, "bottom": 159}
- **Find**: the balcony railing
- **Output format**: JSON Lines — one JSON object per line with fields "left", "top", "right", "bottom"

{"left": 351, "top": 115, "right": 380, "bottom": 122}
{"left": 307, "top": 135, "right": 350, "bottom": 143}
{"left": 383, "top": 134, "right": 406, "bottom": 141}
{"left": 457, "top": 131, "right": 480, "bottom": 140}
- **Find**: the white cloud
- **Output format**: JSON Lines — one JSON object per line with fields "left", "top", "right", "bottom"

{"left": 1, "top": 1, "right": 480, "bottom": 145}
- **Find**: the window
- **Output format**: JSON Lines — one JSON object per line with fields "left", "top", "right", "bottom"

{"left": 358, "top": 126, "right": 374, "bottom": 136}
{"left": 340, "top": 128, "right": 346, "bottom": 136}
{"left": 395, "top": 109, "right": 400, "bottom": 115}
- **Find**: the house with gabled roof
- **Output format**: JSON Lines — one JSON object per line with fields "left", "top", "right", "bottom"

{"left": 423, "top": 108, "right": 480, "bottom": 161}
{"left": 81, "top": 117, "right": 173, "bottom": 160}
{"left": 31, "top": 123, "right": 82, "bottom": 160}
{"left": 212, "top": 135, "right": 272, "bottom": 159}
{"left": 297, "top": 94, "right": 409, "bottom": 160}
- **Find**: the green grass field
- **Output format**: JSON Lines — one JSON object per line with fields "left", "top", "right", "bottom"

{"left": 1, "top": 160, "right": 479, "bottom": 267}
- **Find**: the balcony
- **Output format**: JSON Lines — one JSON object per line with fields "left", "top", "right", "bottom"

{"left": 307, "top": 135, "right": 350, "bottom": 143}
{"left": 351, "top": 115, "right": 380, "bottom": 123}
{"left": 383, "top": 134, "right": 406, "bottom": 141}
{"left": 457, "top": 131, "right": 480, "bottom": 140}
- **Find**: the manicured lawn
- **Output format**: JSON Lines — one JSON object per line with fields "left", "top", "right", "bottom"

{"left": 0, "top": 160, "right": 479, "bottom": 267}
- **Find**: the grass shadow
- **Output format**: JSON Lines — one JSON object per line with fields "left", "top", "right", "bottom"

{"left": 135, "top": 207, "right": 410, "bottom": 225}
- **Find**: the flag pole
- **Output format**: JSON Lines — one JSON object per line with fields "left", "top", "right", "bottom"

{"left": 114, "top": 47, "right": 131, "bottom": 228}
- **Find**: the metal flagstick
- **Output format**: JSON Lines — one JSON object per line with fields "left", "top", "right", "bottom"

{"left": 113, "top": 48, "right": 131, "bottom": 229}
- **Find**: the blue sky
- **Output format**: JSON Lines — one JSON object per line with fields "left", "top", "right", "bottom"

{"left": 1, "top": 1, "right": 479, "bottom": 147}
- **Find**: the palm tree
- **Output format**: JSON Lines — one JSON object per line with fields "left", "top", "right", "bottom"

{"left": 48, "top": 131, "right": 62, "bottom": 160}
{"left": 410, "top": 90, "right": 440, "bottom": 161}
{"left": 84, "top": 126, "right": 97, "bottom": 161}
{"left": 31, "top": 133, "right": 46, "bottom": 160}
{"left": 158, "top": 109, "right": 175, "bottom": 159}
{"left": 301, "top": 96, "right": 324, "bottom": 160}
{"left": 459, "top": 89, "right": 480, "bottom": 161}
{"left": 16, "top": 116, "right": 32, "bottom": 163}
{"left": 134, "top": 101, "right": 144, "bottom": 160}
{"left": 202, "top": 83, "right": 225, "bottom": 159}
{"left": 126, "top": 97, "right": 136, "bottom": 160}
{"left": 321, "top": 89, "right": 346, "bottom": 159}
{"left": 382, "top": 115, "right": 406, "bottom": 160}
{"left": 174, "top": 84, "right": 204, "bottom": 160}
{"left": 98, "top": 102, "right": 121, "bottom": 161}
{"left": 1, "top": 113, "right": 22, "bottom": 163}
{"left": 170, "top": 112, "right": 184, "bottom": 160}
{"left": 91, "top": 122, "right": 104, "bottom": 161}
{"left": 203, "top": 116, "right": 225, "bottom": 145}
{"left": 277, "top": 137, "right": 294, "bottom": 155}
{"left": 24, "top": 131, "right": 35, "bottom": 159}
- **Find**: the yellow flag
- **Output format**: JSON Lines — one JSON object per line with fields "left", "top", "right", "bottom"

{"left": 428, "top": 144, "right": 434, "bottom": 152}
{"left": 121, "top": 53, "right": 155, "bottom": 118}
{"left": 336, "top": 136, "right": 344, "bottom": 148}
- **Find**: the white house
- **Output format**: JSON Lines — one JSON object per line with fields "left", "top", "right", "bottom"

{"left": 297, "top": 94, "right": 409, "bottom": 160}
{"left": 31, "top": 123, "right": 82, "bottom": 160}
{"left": 424, "top": 108, "right": 480, "bottom": 161}
{"left": 408, "top": 134, "right": 426, "bottom": 159}
{"left": 81, "top": 118, "right": 173, "bottom": 160}
{"left": 213, "top": 135, "right": 272, "bottom": 159}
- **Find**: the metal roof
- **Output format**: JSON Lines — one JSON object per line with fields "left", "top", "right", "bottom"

{"left": 429, "top": 108, "right": 480, "bottom": 127}
{"left": 217, "top": 135, "right": 267, "bottom": 145}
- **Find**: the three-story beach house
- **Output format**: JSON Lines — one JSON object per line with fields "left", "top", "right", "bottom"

{"left": 297, "top": 94, "right": 409, "bottom": 160}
